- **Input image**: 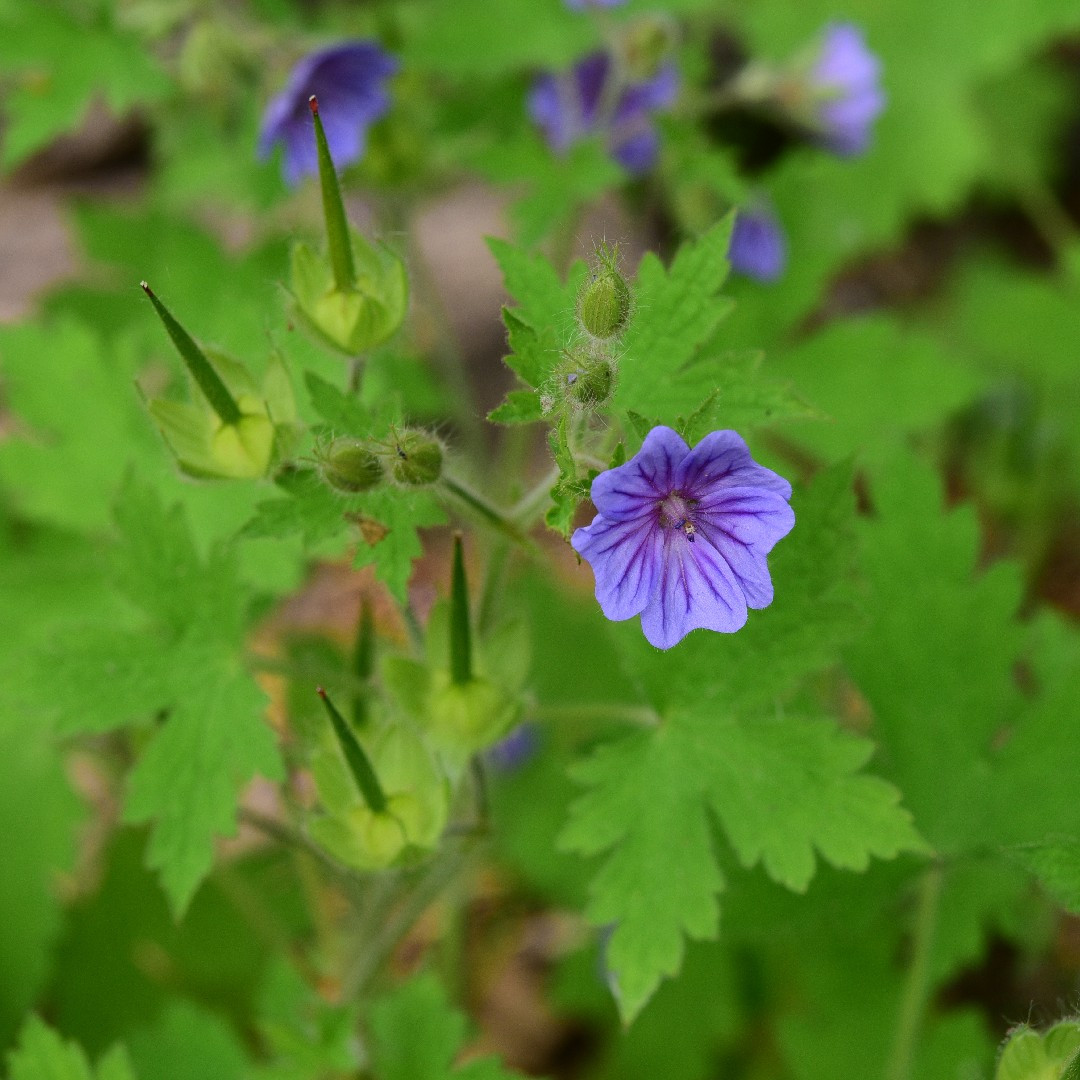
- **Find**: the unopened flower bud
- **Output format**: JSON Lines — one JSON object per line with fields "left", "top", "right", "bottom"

{"left": 390, "top": 430, "right": 443, "bottom": 486}
{"left": 577, "top": 246, "right": 632, "bottom": 340}
{"left": 318, "top": 437, "right": 383, "bottom": 493}
{"left": 290, "top": 236, "right": 408, "bottom": 356}
{"left": 568, "top": 358, "right": 615, "bottom": 407}
{"left": 141, "top": 284, "right": 296, "bottom": 479}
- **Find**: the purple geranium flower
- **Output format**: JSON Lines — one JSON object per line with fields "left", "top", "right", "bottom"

{"left": 529, "top": 52, "right": 678, "bottom": 174}
{"left": 258, "top": 41, "right": 398, "bottom": 186}
{"left": 565, "top": 0, "right": 625, "bottom": 8}
{"left": 810, "top": 23, "right": 884, "bottom": 157}
{"left": 729, "top": 206, "right": 787, "bottom": 283}
{"left": 571, "top": 426, "right": 794, "bottom": 650}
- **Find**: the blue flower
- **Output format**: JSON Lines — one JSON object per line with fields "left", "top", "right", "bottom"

{"left": 486, "top": 724, "right": 540, "bottom": 772}
{"left": 565, "top": 0, "right": 625, "bottom": 8}
{"left": 728, "top": 206, "right": 787, "bottom": 283}
{"left": 571, "top": 426, "right": 794, "bottom": 650}
{"left": 529, "top": 51, "right": 678, "bottom": 174}
{"left": 258, "top": 41, "right": 398, "bottom": 186}
{"left": 810, "top": 23, "right": 884, "bottom": 157}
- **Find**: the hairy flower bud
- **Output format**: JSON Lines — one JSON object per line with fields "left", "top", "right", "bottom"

{"left": 318, "top": 437, "right": 383, "bottom": 493}
{"left": 568, "top": 358, "right": 615, "bottom": 408}
{"left": 390, "top": 430, "right": 443, "bottom": 486}
{"left": 577, "top": 249, "right": 632, "bottom": 340}
{"left": 994, "top": 1020, "right": 1080, "bottom": 1080}
{"left": 559, "top": 345, "right": 616, "bottom": 410}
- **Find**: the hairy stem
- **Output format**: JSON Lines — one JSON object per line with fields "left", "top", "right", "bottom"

{"left": 885, "top": 862, "right": 944, "bottom": 1080}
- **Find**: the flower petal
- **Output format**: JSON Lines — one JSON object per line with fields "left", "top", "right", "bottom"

{"left": 675, "top": 430, "right": 792, "bottom": 500}
{"left": 694, "top": 485, "right": 796, "bottom": 554}
{"left": 591, "top": 426, "right": 689, "bottom": 521}
{"left": 639, "top": 529, "right": 748, "bottom": 649}
{"left": 572, "top": 512, "right": 663, "bottom": 621}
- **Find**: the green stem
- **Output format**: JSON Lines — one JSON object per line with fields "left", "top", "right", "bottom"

{"left": 885, "top": 863, "right": 944, "bottom": 1080}
{"left": 352, "top": 597, "right": 375, "bottom": 729}
{"left": 340, "top": 838, "right": 478, "bottom": 998}
{"left": 309, "top": 96, "right": 356, "bottom": 292}
{"left": 140, "top": 283, "right": 242, "bottom": 426}
{"left": 511, "top": 466, "right": 560, "bottom": 528}
{"left": 449, "top": 533, "right": 473, "bottom": 686}
{"left": 441, "top": 475, "right": 535, "bottom": 548}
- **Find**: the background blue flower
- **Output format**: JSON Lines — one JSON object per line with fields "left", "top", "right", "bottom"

{"left": 529, "top": 52, "right": 678, "bottom": 174}
{"left": 258, "top": 41, "right": 398, "bottom": 185}
{"left": 729, "top": 206, "right": 787, "bottom": 282}
{"left": 572, "top": 426, "right": 795, "bottom": 649}
{"left": 811, "top": 23, "right": 885, "bottom": 157}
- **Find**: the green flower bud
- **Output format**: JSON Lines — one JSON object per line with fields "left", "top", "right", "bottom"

{"left": 558, "top": 345, "right": 616, "bottom": 411}
{"left": 318, "top": 437, "right": 384, "bottom": 493}
{"left": 428, "top": 672, "right": 519, "bottom": 758}
{"left": 390, "top": 430, "right": 443, "bottom": 487}
{"left": 290, "top": 96, "right": 409, "bottom": 356}
{"left": 995, "top": 1021, "right": 1080, "bottom": 1080}
{"left": 290, "top": 237, "right": 408, "bottom": 356}
{"left": 307, "top": 716, "right": 449, "bottom": 871}
{"left": 141, "top": 284, "right": 297, "bottom": 480}
{"left": 567, "top": 358, "right": 615, "bottom": 408}
{"left": 577, "top": 246, "right": 632, "bottom": 340}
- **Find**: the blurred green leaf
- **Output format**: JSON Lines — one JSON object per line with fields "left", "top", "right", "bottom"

{"left": 5, "top": 1016, "right": 136, "bottom": 1080}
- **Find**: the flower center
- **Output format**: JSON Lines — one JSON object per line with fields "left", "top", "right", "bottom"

{"left": 658, "top": 492, "right": 697, "bottom": 542}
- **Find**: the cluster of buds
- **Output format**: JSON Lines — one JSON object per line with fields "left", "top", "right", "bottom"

{"left": 302, "top": 536, "right": 525, "bottom": 870}
{"left": 315, "top": 427, "right": 445, "bottom": 496}
{"left": 547, "top": 242, "right": 632, "bottom": 415}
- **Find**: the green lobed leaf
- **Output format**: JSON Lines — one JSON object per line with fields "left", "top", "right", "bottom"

{"left": 610, "top": 462, "right": 860, "bottom": 714}
{"left": 766, "top": 316, "right": 985, "bottom": 462}
{"left": 350, "top": 486, "right": 447, "bottom": 605}
{"left": 122, "top": 654, "right": 282, "bottom": 916}
{"left": 614, "top": 216, "right": 735, "bottom": 420}
{"left": 488, "top": 389, "right": 545, "bottom": 425}
{"left": 45, "top": 479, "right": 284, "bottom": 915}
{"left": 0, "top": 6, "right": 169, "bottom": 169}
{"left": 843, "top": 451, "right": 1029, "bottom": 852}
{"left": 367, "top": 975, "right": 527, "bottom": 1080}
{"left": 125, "top": 1002, "right": 247, "bottom": 1080}
{"left": 560, "top": 704, "right": 922, "bottom": 1021}
{"left": 1010, "top": 839, "right": 1080, "bottom": 914}
{"left": 5, "top": 1016, "right": 136, "bottom": 1080}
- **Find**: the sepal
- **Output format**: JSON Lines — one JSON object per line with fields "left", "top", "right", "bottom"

{"left": 141, "top": 285, "right": 297, "bottom": 479}
{"left": 289, "top": 235, "right": 408, "bottom": 356}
